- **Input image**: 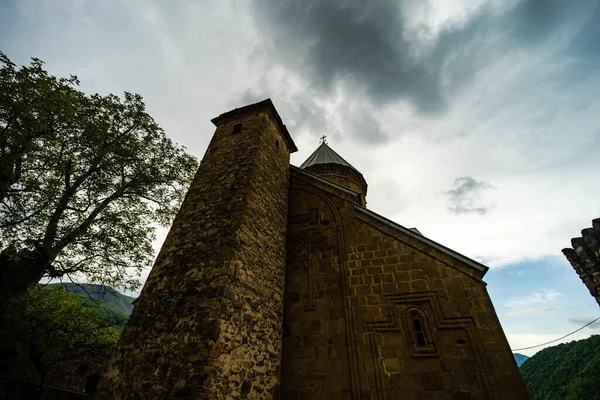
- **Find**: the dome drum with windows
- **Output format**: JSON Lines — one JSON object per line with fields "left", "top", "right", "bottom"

{"left": 300, "top": 141, "right": 368, "bottom": 206}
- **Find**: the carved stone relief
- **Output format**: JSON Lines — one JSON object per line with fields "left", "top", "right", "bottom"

{"left": 289, "top": 227, "right": 330, "bottom": 311}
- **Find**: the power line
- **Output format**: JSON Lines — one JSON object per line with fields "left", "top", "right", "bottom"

{"left": 512, "top": 316, "right": 600, "bottom": 351}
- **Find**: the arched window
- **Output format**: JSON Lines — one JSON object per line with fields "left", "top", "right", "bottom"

{"left": 411, "top": 312, "right": 428, "bottom": 347}
{"left": 406, "top": 307, "right": 436, "bottom": 356}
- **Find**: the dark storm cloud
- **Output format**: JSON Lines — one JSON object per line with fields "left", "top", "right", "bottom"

{"left": 238, "top": 85, "right": 389, "bottom": 145}
{"left": 238, "top": 87, "right": 333, "bottom": 144}
{"left": 288, "top": 94, "right": 387, "bottom": 146}
{"left": 251, "top": 0, "right": 600, "bottom": 115}
{"left": 337, "top": 100, "right": 387, "bottom": 144}
{"left": 253, "top": 0, "right": 445, "bottom": 113}
{"left": 293, "top": 100, "right": 331, "bottom": 139}
{"left": 445, "top": 177, "right": 494, "bottom": 215}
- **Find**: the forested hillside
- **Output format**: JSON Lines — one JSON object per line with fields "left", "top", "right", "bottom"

{"left": 41, "top": 283, "right": 134, "bottom": 331}
{"left": 520, "top": 335, "right": 600, "bottom": 400}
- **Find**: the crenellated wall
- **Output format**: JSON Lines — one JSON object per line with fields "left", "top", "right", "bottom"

{"left": 563, "top": 218, "right": 600, "bottom": 308}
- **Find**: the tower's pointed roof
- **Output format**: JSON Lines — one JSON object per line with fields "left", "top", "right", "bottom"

{"left": 299, "top": 142, "right": 357, "bottom": 170}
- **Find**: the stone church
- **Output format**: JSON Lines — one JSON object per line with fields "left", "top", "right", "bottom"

{"left": 98, "top": 99, "right": 530, "bottom": 399}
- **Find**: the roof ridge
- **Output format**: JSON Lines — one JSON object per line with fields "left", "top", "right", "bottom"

{"left": 291, "top": 165, "right": 362, "bottom": 199}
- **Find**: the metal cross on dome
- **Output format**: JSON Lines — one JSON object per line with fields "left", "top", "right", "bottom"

{"left": 319, "top": 135, "right": 327, "bottom": 144}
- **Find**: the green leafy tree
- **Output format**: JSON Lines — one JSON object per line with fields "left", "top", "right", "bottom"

{"left": 0, "top": 53, "right": 82, "bottom": 203}
{"left": 0, "top": 52, "right": 198, "bottom": 305}
{"left": 1, "top": 287, "right": 120, "bottom": 383}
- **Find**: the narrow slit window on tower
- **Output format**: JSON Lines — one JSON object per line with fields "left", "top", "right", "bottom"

{"left": 412, "top": 313, "right": 428, "bottom": 347}
{"left": 275, "top": 139, "right": 279, "bottom": 149}
{"left": 232, "top": 123, "right": 242, "bottom": 133}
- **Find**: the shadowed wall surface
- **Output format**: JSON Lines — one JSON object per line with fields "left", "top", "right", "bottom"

{"left": 98, "top": 100, "right": 295, "bottom": 399}
{"left": 281, "top": 167, "right": 530, "bottom": 399}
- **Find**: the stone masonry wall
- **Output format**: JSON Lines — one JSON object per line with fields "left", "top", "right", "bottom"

{"left": 282, "top": 171, "right": 530, "bottom": 400}
{"left": 346, "top": 215, "right": 530, "bottom": 400}
{"left": 98, "top": 103, "right": 292, "bottom": 399}
{"left": 304, "top": 163, "right": 367, "bottom": 206}
{"left": 282, "top": 184, "right": 355, "bottom": 399}
{"left": 563, "top": 218, "right": 600, "bottom": 308}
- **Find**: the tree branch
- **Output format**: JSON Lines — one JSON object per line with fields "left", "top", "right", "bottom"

{"left": 0, "top": 198, "right": 53, "bottom": 228}
{"left": 52, "top": 185, "right": 128, "bottom": 254}
{"left": 42, "top": 154, "right": 105, "bottom": 248}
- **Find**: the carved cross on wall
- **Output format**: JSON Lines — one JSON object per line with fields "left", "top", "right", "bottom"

{"left": 290, "top": 228, "right": 330, "bottom": 311}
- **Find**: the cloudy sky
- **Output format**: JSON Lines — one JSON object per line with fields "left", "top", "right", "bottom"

{"left": 2, "top": 0, "right": 599, "bottom": 356}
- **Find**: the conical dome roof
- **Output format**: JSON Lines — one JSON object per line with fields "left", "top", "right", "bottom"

{"left": 298, "top": 141, "right": 368, "bottom": 206}
{"left": 299, "top": 142, "right": 357, "bottom": 170}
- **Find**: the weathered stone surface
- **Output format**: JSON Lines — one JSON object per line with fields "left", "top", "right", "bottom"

{"left": 96, "top": 99, "right": 530, "bottom": 399}
{"left": 303, "top": 163, "right": 368, "bottom": 206}
{"left": 563, "top": 218, "right": 600, "bottom": 308}
{"left": 97, "top": 99, "right": 295, "bottom": 399}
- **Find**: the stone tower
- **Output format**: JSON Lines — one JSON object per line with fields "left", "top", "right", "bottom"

{"left": 98, "top": 99, "right": 297, "bottom": 399}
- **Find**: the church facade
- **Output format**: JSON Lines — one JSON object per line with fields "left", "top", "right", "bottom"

{"left": 98, "top": 99, "right": 530, "bottom": 399}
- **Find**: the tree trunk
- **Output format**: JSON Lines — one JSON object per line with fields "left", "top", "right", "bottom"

{"left": 0, "top": 249, "right": 48, "bottom": 308}
{"left": 28, "top": 344, "right": 47, "bottom": 385}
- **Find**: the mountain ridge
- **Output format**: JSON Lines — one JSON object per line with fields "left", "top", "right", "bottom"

{"left": 41, "top": 283, "right": 135, "bottom": 315}
{"left": 514, "top": 353, "right": 529, "bottom": 367}
{"left": 40, "top": 283, "right": 135, "bottom": 331}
